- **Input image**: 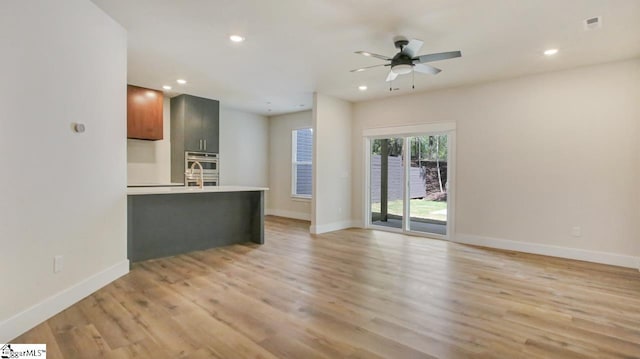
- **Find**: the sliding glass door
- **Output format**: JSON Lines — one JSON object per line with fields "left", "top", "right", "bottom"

{"left": 367, "top": 129, "right": 453, "bottom": 238}
{"left": 407, "top": 135, "right": 448, "bottom": 236}
{"left": 370, "top": 137, "right": 404, "bottom": 229}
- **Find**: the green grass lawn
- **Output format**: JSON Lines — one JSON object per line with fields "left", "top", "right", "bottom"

{"left": 371, "top": 199, "right": 447, "bottom": 221}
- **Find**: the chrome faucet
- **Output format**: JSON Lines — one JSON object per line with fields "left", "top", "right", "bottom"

{"left": 187, "top": 160, "right": 204, "bottom": 189}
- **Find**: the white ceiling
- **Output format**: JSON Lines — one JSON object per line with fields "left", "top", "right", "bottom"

{"left": 92, "top": 0, "right": 640, "bottom": 116}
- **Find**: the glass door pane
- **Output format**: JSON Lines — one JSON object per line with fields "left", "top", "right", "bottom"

{"left": 407, "top": 135, "right": 448, "bottom": 235}
{"left": 370, "top": 138, "right": 404, "bottom": 229}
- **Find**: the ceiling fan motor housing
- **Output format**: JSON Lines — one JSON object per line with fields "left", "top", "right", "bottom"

{"left": 391, "top": 52, "right": 414, "bottom": 74}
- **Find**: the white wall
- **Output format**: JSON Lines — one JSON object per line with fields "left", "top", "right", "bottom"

{"left": 352, "top": 59, "right": 640, "bottom": 266}
{"left": 127, "top": 97, "right": 172, "bottom": 184}
{"left": 219, "top": 107, "right": 269, "bottom": 187}
{"left": 0, "top": 0, "right": 128, "bottom": 341}
{"left": 312, "top": 94, "right": 353, "bottom": 233}
{"left": 267, "top": 111, "right": 312, "bottom": 220}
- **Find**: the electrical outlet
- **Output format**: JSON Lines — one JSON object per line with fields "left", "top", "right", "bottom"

{"left": 571, "top": 226, "right": 582, "bottom": 237}
{"left": 54, "top": 255, "right": 63, "bottom": 273}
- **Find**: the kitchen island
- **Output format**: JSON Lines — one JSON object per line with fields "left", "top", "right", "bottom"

{"left": 127, "top": 186, "right": 268, "bottom": 262}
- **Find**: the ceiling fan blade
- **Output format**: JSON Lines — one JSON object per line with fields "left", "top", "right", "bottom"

{"left": 386, "top": 71, "right": 398, "bottom": 82}
{"left": 414, "top": 51, "right": 462, "bottom": 63}
{"left": 354, "top": 51, "right": 391, "bottom": 61}
{"left": 401, "top": 39, "right": 424, "bottom": 58}
{"left": 350, "top": 64, "right": 389, "bottom": 73}
{"left": 413, "top": 63, "right": 442, "bottom": 75}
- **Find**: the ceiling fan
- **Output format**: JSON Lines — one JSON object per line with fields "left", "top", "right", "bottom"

{"left": 351, "top": 36, "right": 462, "bottom": 82}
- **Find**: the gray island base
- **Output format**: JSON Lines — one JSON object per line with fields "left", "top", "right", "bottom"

{"left": 127, "top": 187, "right": 266, "bottom": 262}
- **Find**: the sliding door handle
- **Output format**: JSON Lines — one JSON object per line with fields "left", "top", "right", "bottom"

{"left": 204, "top": 140, "right": 207, "bottom": 151}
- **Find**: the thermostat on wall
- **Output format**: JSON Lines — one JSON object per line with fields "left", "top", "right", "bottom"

{"left": 72, "top": 123, "right": 85, "bottom": 133}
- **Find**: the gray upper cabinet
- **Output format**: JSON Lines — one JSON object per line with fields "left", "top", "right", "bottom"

{"left": 183, "top": 96, "right": 204, "bottom": 152}
{"left": 183, "top": 95, "right": 219, "bottom": 152}
{"left": 201, "top": 99, "right": 220, "bottom": 153}
{"left": 170, "top": 94, "right": 220, "bottom": 183}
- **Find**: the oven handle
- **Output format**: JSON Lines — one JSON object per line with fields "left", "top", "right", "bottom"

{"left": 187, "top": 158, "right": 218, "bottom": 163}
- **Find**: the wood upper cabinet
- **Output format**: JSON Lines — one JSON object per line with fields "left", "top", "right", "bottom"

{"left": 127, "top": 85, "right": 163, "bottom": 140}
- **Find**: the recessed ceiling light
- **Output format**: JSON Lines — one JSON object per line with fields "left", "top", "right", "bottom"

{"left": 230, "top": 35, "right": 245, "bottom": 43}
{"left": 358, "top": 85, "right": 368, "bottom": 91}
{"left": 176, "top": 79, "right": 187, "bottom": 84}
{"left": 162, "top": 85, "right": 172, "bottom": 90}
{"left": 361, "top": 52, "right": 371, "bottom": 57}
{"left": 544, "top": 49, "right": 559, "bottom": 56}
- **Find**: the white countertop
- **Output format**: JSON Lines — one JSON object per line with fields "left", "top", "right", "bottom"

{"left": 127, "top": 185, "right": 269, "bottom": 196}
{"left": 127, "top": 182, "right": 185, "bottom": 187}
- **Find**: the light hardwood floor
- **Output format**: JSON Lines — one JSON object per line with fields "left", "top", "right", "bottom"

{"left": 14, "top": 216, "right": 640, "bottom": 358}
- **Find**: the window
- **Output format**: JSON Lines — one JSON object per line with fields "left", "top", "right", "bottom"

{"left": 292, "top": 128, "right": 313, "bottom": 198}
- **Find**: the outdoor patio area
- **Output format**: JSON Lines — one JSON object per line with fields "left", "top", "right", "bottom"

{"left": 371, "top": 199, "right": 447, "bottom": 222}
{"left": 371, "top": 199, "right": 447, "bottom": 235}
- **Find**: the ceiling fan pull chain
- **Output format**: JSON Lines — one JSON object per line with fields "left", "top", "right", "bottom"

{"left": 412, "top": 70, "right": 415, "bottom": 90}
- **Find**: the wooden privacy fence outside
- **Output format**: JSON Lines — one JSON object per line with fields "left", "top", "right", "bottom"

{"left": 370, "top": 155, "right": 447, "bottom": 202}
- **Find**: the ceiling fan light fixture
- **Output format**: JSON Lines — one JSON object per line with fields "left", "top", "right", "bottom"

{"left": 391, "top": 64, "right": 413, "bottom": 75}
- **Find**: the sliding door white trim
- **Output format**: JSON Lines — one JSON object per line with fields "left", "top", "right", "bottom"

{"left": 446, "top": 131, "right": 456, "bottom": 240}
{"left": 402, "top": 136, "right": 411, "bottom": 231}
{"left": 363, "top": 122, "right": 456, "bottom": 138}
{"left": 363, "top": 136, "right": 372, "bottom": 229}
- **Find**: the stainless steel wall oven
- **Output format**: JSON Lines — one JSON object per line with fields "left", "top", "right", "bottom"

{"left": 185, "top": 152, "right": 219, "bottom": 187}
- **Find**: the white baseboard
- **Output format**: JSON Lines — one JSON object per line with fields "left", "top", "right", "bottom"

{"left": 455, "top": 234, "right": 639, "bottom": 269}
{"left": 350, "top": 219, "right": 365, "bottom": 229}
{"left": 0, "top": 259, "right": 129, "bottom": 343}
{"left": 310, "top": 220, "right": 358, "bottom": 234}
{"left": 266, "top": 208, "right": 311, "bottom": 221}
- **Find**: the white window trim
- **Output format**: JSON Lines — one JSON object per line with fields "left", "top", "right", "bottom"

{"left": 291, "top": 128, "right": 312, "bottom": 199}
